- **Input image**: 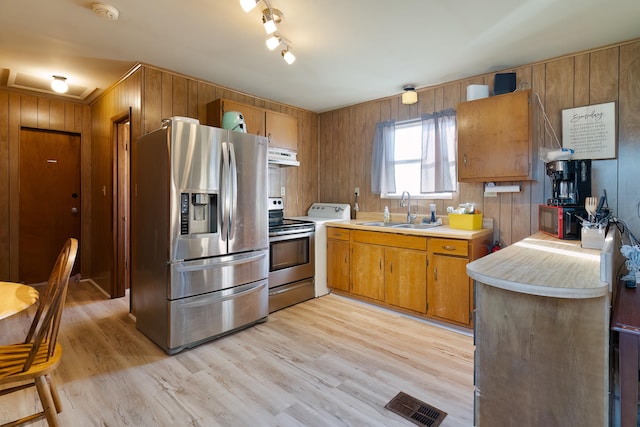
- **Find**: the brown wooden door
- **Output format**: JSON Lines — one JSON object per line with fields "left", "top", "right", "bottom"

{"left": 19, "top": 129, "right": 81, "bottom": 284}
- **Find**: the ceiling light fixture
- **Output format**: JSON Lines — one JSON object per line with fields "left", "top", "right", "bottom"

{"left": 402, "top": 85, "right": 418, "bottom": 105}
{"left": 51, "top": 75, "right": 68, "bottom": 94}
{"left": 92, "top": 2, "right": 119, "bottom": 20}
{"left": 281, "top": 46, "right": 295, "bottom": 65}
{"left": 240, "top": 0, "right": 295, "bottom": 65}
{"left": 266, "top": 34, "right": 282, "bottom": 50}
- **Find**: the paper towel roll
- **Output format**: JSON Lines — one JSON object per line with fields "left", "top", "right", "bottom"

{"left": 467, "top": 85, "right": 489, "bottom": 101}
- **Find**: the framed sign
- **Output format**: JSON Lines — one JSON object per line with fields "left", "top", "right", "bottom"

{"left": 561, "top": 102, "right": 616, "bottom": 160}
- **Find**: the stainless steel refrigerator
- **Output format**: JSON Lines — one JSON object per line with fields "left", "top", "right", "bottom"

{"left": 132, "top": 116, "right": 269, "bottom": 354}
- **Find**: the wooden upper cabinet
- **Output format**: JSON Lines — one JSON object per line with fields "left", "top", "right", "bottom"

{"left": 205, "top": 99, "right": 265, "bottom": 136}
{"left": 265, "top": 110, "right": 297, "bottom": 151}
{"left": 456, "top": 89, "right": 532, "bottom": 182}
{"left": 206, "top": 99, "right": 298, "bottom": 151}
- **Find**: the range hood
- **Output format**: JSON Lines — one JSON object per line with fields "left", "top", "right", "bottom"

{"left": 268, "top": 147, "right": 299, "bottom": 167}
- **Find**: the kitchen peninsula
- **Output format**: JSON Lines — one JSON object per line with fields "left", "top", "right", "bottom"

{"left": 467, "top": 232, "right": 611, "bottom": 426}
{"left": 326, "top": 217, "right": 492, "bottom": 327}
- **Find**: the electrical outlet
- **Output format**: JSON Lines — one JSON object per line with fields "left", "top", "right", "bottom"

{"left": 280, "top": 186, "right": 286, "bottom": 196}
{"left": 354, "top": 187, "right": 360, "bottom": 196}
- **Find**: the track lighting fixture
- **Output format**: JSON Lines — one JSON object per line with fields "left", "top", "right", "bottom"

{"left": 281, "top": 47, "right": 295, "bottom": 65}
{"left": 240, "top": 0, "right": 295, "bottom": 64}
{"left": 401, "top": 85, "right": 418, "bottom": 105}
{"left": 51, "top": 75, "right": 68, "bottom": 94}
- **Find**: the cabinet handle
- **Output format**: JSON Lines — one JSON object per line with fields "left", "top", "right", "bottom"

{"left": 267, "top": 132, "right": 272, "bottom": 143}
{"left": 344, "top": 254, "right": 348, "bottom": 263}
{"left": 463, "top": 154, "right": 467, "bottom": 167}
{"left": 390, "top": 262, "right": 393, "bottom": 273}
{"left": 442, "top": 245, "right": 456, "bottom": 251}
{"left": 434, "top": 267, "right": 437, "bottom": 280}
{"left": 379, "top": 259, "right": 382, "bottom": 270}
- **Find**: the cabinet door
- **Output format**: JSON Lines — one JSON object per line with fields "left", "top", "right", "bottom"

{"left": 427, "top": 254, "right": 471, "bottom": 325}
{"left": 265, "top": 110, "right": 297, "bottom": 151}
{"left": 223, "top": 100, "right": 266, "bottom": 136}
{"left": 351, "top": 242, "right": 385, "bottom": 301}
{"left": 385, "top": 247, "right": 427, "bottom": 313}
{"left": 457, "top": 90, "right": 532, "bottom": 182}
{"left": 327, "top": 238, "right": 350, "bottom": 292}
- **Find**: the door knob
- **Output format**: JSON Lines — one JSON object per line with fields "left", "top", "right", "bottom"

{"left": 71, "top": 207, "right": 79, "bottom": 213}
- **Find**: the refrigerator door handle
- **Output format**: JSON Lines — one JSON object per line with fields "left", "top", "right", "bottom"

{"left": 176, "top": 281, "right": 266, "bottom": 309}
{"left": 228, "top": 142, "right": 238, "bottom": 240}
{"left": 220, "top": 141, "right": 230, "bottom": 241}
{"left": 174, "top": 251, "right": 267, "bottom": 273}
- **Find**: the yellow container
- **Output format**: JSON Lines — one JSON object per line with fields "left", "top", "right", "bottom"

{"left": 448, "top": 213, "right": 483, "bottom": 230}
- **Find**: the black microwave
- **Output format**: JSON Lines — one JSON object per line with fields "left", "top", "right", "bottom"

{"left": 538, "top": 204, "right": 586, "bottom": 240}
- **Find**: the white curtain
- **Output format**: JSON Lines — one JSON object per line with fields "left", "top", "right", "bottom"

{"left": 371, "top": 120, "right": 396, "bottom": 194}
{"left": 420, "top": 109, "right": 457, "bottom": 193}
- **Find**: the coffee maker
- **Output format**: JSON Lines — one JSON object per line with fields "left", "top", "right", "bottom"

{"left": 546, "top": 159, "right": 591, "bottom": 206}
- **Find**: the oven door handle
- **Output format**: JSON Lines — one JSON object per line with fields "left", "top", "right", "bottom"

{"left": 269, "top": 231, "right": 315, "bottom": 241}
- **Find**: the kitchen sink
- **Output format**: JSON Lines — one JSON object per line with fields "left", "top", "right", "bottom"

{"left": 360, "top": 221, "right": 405, "bottom": 227}
{"left": 359, "top": 221, "right": 441, "bottom": 229}
{"left": 390, "top": 223, "right": 441, "bottom": 229}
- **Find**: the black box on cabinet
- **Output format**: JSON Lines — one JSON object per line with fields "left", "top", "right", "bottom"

{"left": 494, "top": 73, "right": 516, "bottom": 95}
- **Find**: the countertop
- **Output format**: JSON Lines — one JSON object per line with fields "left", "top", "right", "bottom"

{"left": 467, "top": 232, "right": 608, "bottom": 299}
{"left": 325, "top": 219, "right": 493, "bottom": 240}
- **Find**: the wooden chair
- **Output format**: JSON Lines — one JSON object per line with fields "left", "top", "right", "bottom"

{"left": 0, "top": 238, "right": 78, "bottom": 427}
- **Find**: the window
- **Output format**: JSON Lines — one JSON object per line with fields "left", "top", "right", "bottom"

{"left": 372, "top": 109, "right": 457, "bottom": 199}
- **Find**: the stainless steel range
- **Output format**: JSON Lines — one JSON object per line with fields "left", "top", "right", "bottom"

{"left": 268, "top": 197, "right": 316, "bottom": 312}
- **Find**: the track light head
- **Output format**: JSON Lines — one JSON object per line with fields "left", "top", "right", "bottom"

{"left": 240, "top": 0, "right": 259, "bottom": 12}
{"left": 281, "top": 47, "right": 295, "bottom": 65}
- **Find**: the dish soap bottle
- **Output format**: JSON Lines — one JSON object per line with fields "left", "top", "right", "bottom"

{"left": 383, "top": 206, "right": 390, "bottom": 223}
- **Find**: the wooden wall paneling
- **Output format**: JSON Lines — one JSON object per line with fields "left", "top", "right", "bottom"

{"left": 617, "top": 41, "right": 640, "bottom": 234}
{"left": 196, "top": 81, "right": 215, "bottom": 123}
{"left": 574, "top": 54, "right": 591, "bottom": 106}
{"left": 590, "top": 47, "right": 621, "bottom": 212}
{"left": 74, "top": 104, "right": 83, "bottom": 133}
{"left": 36, "top": 98, "right": 50, "bottom": 129}
{"left": 510, "top": 66, "right": 534, "bottom": 243}
{"left": 545, "top": 57, "right": 575, "bottom": 144}
{"left": 0, "top": 91, "right": 8, "bottom": 278}
{"left": 297, "top": 110, "right": 317, "bottom": 212}
{"left": 161, "top": 72, "right": 173, "bottom": 122}
{"left": 143, "top": 68, "right": 162, "bottom": 133}
{"left": 64, "top": 103, "right": 75, "bottom": 132}
{"left": 80, "top": 103, "right": 92, "bottom": 277}
{"left": 333, "top": 108, "right": 350, "bottom": 204}
{"left": 530, "top": 63, "right": 547, "bottom": 235}
{"left": 187, "top": 79, "right": 198, "bottom": 120}
{"left": 351, "top": 104, "right": 366, "bottom": 216}
{"left": 49, "top": 99, "right": 64, "bottom": 130}
{"left": 318, "top": 111, "right": 331, "bottom": 202}
{"left": 172, "top": 75, "right": 188, "bottom": 118}
{"left": 20, "top": 95, "right": 37, "bottom": 128}
{"left": 364, "top": 101, "right": 381, "bottom": 214}
{"left": 8, "top": 94, "right": 20, "bottom": 279}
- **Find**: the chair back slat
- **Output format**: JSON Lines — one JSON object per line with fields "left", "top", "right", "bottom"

{"left": 22, "top": 238, "right": 78, "bottom": 371}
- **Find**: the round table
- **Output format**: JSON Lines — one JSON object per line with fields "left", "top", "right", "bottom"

{"left": 0, "top": 281, "right": 39, "bottom": 320}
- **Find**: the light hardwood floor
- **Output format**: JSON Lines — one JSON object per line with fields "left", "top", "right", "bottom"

{"left": 0, "top": 280, "right": 474, "bottom": 426}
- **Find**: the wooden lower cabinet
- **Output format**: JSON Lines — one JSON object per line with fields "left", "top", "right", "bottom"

{"left": 427, "top": 238, "right": 474, "bottom": 326}
{"left": 326, "top": 226, "right": 489, "bottom": 327}
{"left": 327, "top": 227, "right": 350, "bottom": 292}
{"left": 385, "top": 247, "right": 427, "bottom": 313}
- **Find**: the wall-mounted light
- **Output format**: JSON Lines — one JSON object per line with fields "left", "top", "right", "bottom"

{"left": 281, "top": 46, "right": 295, "bottom": 65}
{"left": 401, "top": 85, "right": 418, "bottom": 105}
{"left": 51, "top": 76, "right": 68, "bottom": 94}
{"left": 266, "top": 34, "right": 282, "bottom": 50}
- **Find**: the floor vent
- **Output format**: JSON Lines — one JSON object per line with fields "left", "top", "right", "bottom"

{"left": 384, "top": 391, "right": 447, "bottom": 427}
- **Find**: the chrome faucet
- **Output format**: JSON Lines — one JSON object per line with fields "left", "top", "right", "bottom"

{"left": 400, "top": 191, "right": 417, "bottom": 223}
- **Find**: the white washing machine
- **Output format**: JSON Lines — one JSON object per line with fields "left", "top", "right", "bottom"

{"left": 290, "top": 203, "right": 351, "bottom": 297}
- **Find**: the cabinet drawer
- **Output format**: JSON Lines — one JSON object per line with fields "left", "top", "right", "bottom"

{"left": 353, "top": 230, "right": 427, "bottom": 251}
{"left": 327, "top": 227, "right": 350, "bottom": 241}
{"left": 430, "top": 238, "right": 468, "bottom": 257}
